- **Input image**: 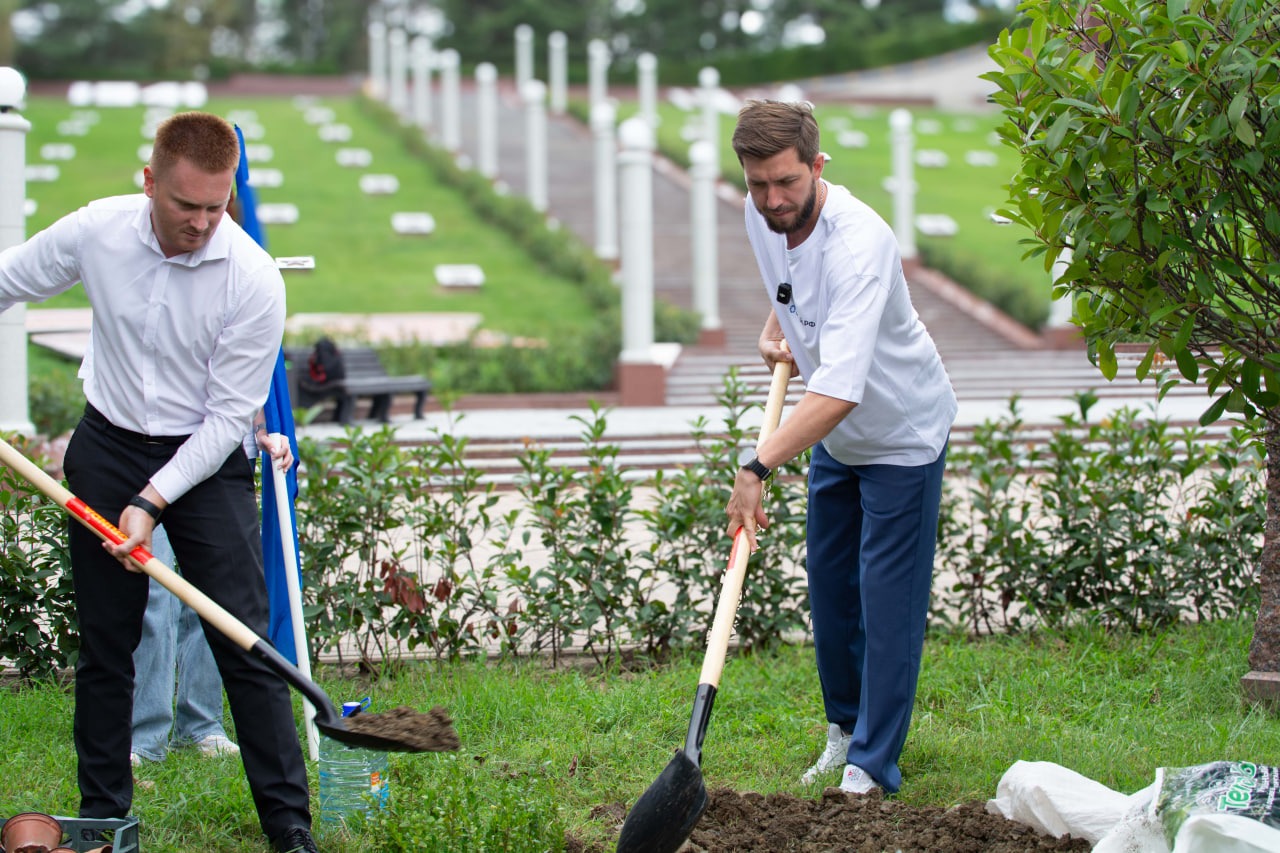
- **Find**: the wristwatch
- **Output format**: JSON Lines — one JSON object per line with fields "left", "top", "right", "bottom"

{"left": 738, "top": 447, "right": 773, "bottom": 482}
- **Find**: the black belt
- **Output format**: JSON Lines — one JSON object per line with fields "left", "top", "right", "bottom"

{"left": 83, "top": 404, "right": 191, "bottom": 446}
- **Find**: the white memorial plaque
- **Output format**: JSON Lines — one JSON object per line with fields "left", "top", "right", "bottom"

{"left": 435, "top": 264, "right": 485, "bottom": 288}
{"left": 319, "top": 123, "right": 353, "bottom": 143}
{"left": 248, "top": 168, "right": 284, "bottom": 188}
{"left": 25, "top": 165, "right": 60, "bottom": 182}
{"left": 336, "top": 148, "right": 372, "bottom": 168}
{"left": 359, "top": 174, "right": 400, "bottom": 195}
{"left": 916, "top": 214, "right": 958, "bottom": 237}
{"left": 258, "top": 203, "right": 299, "bottom": 225}
{"left": 245, "top": 144, "right": 274, "bottom": 163}
{"left": 915, "top": 150, "right": 949, "bottom": 168}
{"left": 137, "top": 144, "right": 153, "bottom": 163}
{"left": 40, "top": 143, "right": 76, "bottom": 161}
{"left": 276, "top": 256, "right": 316, "bottom": 271}
{"left": 392, "top": 212, "right": 436, "bottom": 235}
{"left": 23, "top": 199, "right": 37, "bottom": 217}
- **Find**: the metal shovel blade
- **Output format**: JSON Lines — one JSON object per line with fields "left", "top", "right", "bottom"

{"left": 615, "top": 748, "right": 707, "bottom": 853}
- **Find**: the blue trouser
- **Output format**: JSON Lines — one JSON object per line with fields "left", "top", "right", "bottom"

{"left": 806, "top": 440, "right": 947, "bottom": 794}
{"left": 131, "top": 525, "right": 229, "bottom": 761}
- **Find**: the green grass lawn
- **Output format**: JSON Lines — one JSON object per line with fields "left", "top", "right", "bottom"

{"left": 0, "top": 618, "right": 1275, "bottom": 851}
{"left": 18, "top": 95, "right": 595, "bottom": 339}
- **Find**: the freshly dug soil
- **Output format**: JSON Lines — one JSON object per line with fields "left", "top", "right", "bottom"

{"left": 342, "top": 705, "right": 460, "bottom": 752}
{"left": 575, "top": 788, "right": 1092, "bottom": 852}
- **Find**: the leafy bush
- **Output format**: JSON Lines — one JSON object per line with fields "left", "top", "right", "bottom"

{"left": 936, "top": 395, "right": 1264, "bottom": 634}
{"left": 0, "top": 387, "right": 1266, "bottom": 676}
{"left": 0, "top": 437, "right": 78, "bottom": 678}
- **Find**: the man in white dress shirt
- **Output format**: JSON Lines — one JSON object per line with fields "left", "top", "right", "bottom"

{"left": 0, "top": 111, "right": 317, "bottom": 853}
{"left": 725, "top": 100, "right": 957, "bottom": 798}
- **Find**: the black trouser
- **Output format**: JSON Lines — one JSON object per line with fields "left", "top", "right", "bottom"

{"left": 64, "top": 406, "right": 311, "bottom": 839}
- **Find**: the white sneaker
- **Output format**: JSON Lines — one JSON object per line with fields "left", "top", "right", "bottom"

{"left": 194, "top": 733, "right": 240, "bottom": 758}
{"left": 130, "top": 752, "right": 141, "bottom": 768}
{"left": 839, "top": 763, "right": 882, "bottom": 795}
{"left": 800, "top": 723, "right": 852, "bottom": 784}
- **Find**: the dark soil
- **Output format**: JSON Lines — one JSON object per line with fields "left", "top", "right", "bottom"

{"left": 573, "top": 788, "right": 1092, "bottom": 852}
{"left": 342, "top": 705, "right": 460, "bottom": 752}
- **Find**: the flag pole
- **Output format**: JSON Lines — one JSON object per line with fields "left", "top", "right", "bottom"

{"left": 271, "top": 462, "right": 319, "bottom": 760}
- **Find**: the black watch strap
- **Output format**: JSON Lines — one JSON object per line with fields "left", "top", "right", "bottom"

{"left": 741, "top": 456, "right": 773, "bottom": 482}
{"left": 128, "top": 495, "right": 163, "bottom": 522}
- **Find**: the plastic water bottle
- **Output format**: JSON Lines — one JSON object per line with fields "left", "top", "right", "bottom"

{"left": 318, "top": 699, "right": 390, "bottom": 825}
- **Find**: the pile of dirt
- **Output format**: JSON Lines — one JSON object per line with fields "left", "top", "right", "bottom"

{"left": 575, "top": 788, "right": 1092, "bottom": 852}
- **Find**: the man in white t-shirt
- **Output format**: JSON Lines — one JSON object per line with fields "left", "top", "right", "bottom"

{"left": 726, "top": 100, "right": 958, "bottom": 797}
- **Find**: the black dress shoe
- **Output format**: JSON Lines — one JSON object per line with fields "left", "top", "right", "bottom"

{"left": 272, "top": 825, "right": 320, "bottom": 853}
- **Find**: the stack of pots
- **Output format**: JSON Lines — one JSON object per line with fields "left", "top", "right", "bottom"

{"left": 0, "top": 812, "right": 113, "bottom": 853}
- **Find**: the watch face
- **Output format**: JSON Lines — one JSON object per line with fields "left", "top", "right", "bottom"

{"left": 737, "top": 446, "right": 757, "bottom": 468}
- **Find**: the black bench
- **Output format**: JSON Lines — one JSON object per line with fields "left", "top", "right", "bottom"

{"left": 287, "top": 346, "right": 432, "bottom": 424}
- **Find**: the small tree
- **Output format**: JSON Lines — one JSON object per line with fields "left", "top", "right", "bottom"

{"left": 985, "top": 0, "right": 1280, "bottom": 679}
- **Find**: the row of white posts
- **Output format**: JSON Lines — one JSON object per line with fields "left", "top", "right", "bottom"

{"left": 366, "top": 21, "right": 742, "bottom": 403}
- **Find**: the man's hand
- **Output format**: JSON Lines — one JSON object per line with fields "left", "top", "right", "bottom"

{"left": 725, "top": 467, "right": 770, "bottom": 552}
{"left": 759, "top": 319, "right": 798, "bottom": 378}
{"left": 257, "top": 428, "right": 294, "bottom": 472}
{"left": 109, "top": 487, "right": 167, "bottom": 572}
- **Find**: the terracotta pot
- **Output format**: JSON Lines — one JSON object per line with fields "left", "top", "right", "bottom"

{"left": 1, "top": 812, "right": 64, "bottom": 853}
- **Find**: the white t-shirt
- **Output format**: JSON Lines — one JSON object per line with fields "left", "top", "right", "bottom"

{"left": 0, "top": 194, "right": 286, "bottom": 501}
{"left": 744, "top": 181, "right": 958, "bottom": 466}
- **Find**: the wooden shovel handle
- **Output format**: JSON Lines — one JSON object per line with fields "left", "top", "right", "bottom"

{"left": 699, "top": 344, "right": 792, "bottom": 688}
{"left": 0, "top": 436, "right": 260, "bottom": 651}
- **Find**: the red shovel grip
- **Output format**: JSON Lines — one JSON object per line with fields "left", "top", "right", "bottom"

{"left": 65, "top": 496, "right": 156, "bottom": 567}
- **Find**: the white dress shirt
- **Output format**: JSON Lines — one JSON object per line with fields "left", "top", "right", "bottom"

{"left": 744, "top": 181, "right": 957, "bottom": 466}
{"left": 0, "top": 194, "right": 286, "bottom": 502}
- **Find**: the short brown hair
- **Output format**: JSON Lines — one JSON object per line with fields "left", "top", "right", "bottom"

{"left": 731, "top": 100, "right": 821, "bottom": 166}
{"left": 150, "top": 111, "right": 239, "bottom": 177}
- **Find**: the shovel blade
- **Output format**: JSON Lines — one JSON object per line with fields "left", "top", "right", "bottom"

{"left": 616, "top": 749, "right": 707, "bottom": 853}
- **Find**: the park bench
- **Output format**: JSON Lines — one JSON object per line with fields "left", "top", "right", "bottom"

{"left": 287, "top": 346, "right": 432, "bottom": 424}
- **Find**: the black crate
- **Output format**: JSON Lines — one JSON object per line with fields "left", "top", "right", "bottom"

{"left": 53, "top": 815, "right": 140, "bottom": 853}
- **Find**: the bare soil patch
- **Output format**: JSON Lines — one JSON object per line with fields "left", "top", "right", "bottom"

{"left": 573, "top": 788, "right": 1091, "bottom": 852}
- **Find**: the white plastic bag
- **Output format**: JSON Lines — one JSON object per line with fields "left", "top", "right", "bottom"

{"left": 985, "top": 760, "right": 1135, "bottom": 844}
{"left": 988, "top": 760, "right": 1280, "bottom": 852}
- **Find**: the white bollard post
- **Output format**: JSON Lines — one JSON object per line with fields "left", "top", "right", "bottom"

{"left": 523, "top": 79, "right": 548, "bottom": 213}
{"left": 637, "top": 52, "right": 659, "bottom": 129}
{"left": 618, "top": 117, "right": 654, "bottom": 362}
{"left": 689, "top": 139, "right": 722, "bottom": 345}
{"left": 387, "top": 27, "right": 409, "bottom": 118}
{"left": 410, "top": 35, "right": 433, "bottom": 130}
{"left": 515, "top": 24, "right": 534, "bottom": 95}
{"left": 889, "top": 108, "right": 917, "bottom": 261}
{"left": 439, "top": 48, "right": 461, "bottom": 152}
{"left": 591, "top": 101, "right": 618, "bottom": 262}
{"left": 0, "top": 67, "right": 33, "bottom": 434}
{"left": 588, "top": 39, "right": 611, "bottom": 114}
{"left": 616, "top": 116, "right": 664, "bottom": 405}
{"left": 548, "top": 31, "right": 568, "bottom": 115}
{"left": 1043, "top": 245, "right": 1082, "bottom": 348}
{"left": 698, "top": 66, "right": 720, "bottom": 174}
{"left": 476, "top": 62, "right": 499, "bottom": 180}
{"left": 367, "top": 21, "right": 388, "bottom": 101}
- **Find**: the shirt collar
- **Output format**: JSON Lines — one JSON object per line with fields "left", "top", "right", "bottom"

{"left": 135, "top": 196, "right": 233, "bottom": 267}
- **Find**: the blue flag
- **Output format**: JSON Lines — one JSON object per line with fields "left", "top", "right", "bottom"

{"left": 236, "top": 125, "right": 305, "bottom": 665}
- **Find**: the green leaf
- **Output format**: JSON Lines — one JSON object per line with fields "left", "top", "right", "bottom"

{"left": 1235, "top": 119, "right": 1257, "bottom": 147}
{"left": 1046, "top": 113, "right": 1074, "bottom": 153}
{"left": 1174, "top": 347, "right": 1200, "bottom": 382}
{"left": 1097, "top": 343, "right": 1119, "bottom": 380}
{"left": 1199, "top": 393, "right": 1230, "bottom": 426}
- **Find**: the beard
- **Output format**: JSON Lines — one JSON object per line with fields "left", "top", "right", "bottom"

{"left": 763, "top": 181, "right": 818, "bottom": 235}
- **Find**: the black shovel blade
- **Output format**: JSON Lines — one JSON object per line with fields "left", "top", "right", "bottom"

{"left": 616, "top": 748, "right": 707, "bottom": 853}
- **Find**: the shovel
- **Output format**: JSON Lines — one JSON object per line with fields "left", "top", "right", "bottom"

{"left": 0, "top": 435, "right": 459, "bottom": 754}
{"left": 617, "top": 350, "right": 792, "bottom": 853}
